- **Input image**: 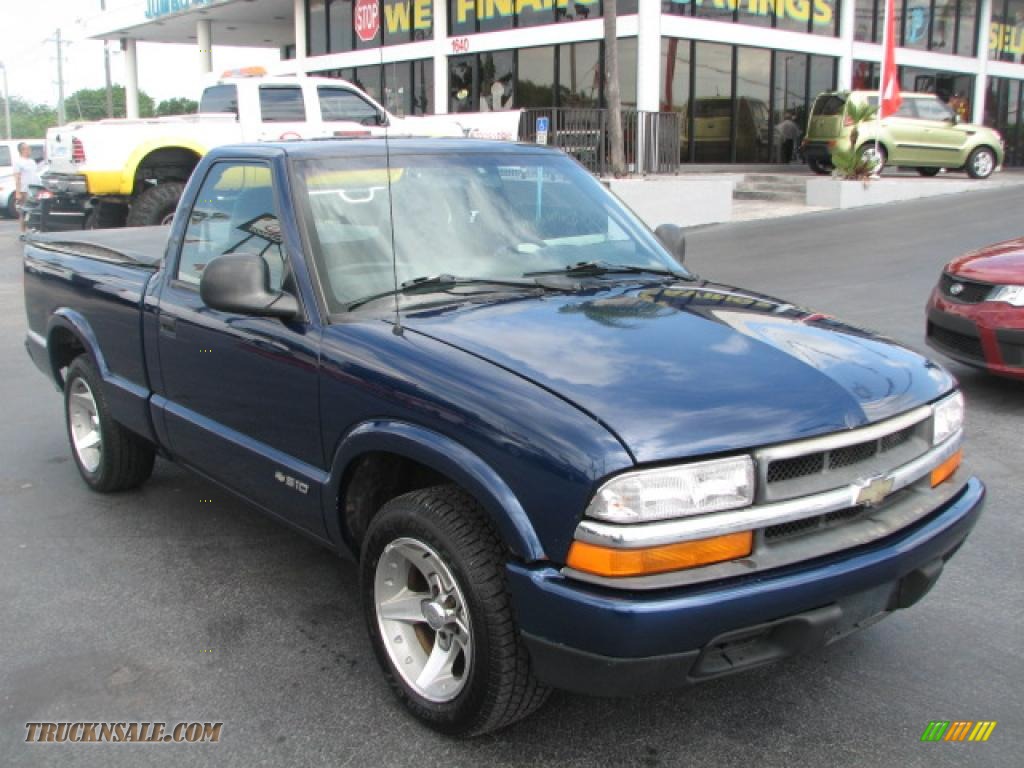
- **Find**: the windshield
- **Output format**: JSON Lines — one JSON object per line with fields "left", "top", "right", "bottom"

{"left": 294, "top": 151, "right": 689, "bottom": 313}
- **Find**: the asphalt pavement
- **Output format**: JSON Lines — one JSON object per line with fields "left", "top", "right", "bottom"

{"left": 1, "top": 191, "right": 1022, "bottom": 767}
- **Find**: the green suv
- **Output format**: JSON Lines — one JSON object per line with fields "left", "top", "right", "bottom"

{"left": 802, "top": 91, "right": 1004, "bottom": 179}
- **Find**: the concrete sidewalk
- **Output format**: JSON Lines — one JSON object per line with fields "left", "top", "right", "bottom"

{"left": 610, "top": 167, "right": 1024, "bottom": 229}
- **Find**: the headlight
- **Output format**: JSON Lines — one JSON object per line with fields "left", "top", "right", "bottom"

{"left": 988, "top": 285, "right": 1024, "bottom": 307}
{"left": 585, "top": 456, "right": 755, "bottom": 524}
{"left": 932, "top": 391, "right": 964, "bottom": 446}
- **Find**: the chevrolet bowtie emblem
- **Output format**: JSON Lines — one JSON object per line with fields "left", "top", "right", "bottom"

{"left": 855, "top": 475, "right": 895, "bottom": 507}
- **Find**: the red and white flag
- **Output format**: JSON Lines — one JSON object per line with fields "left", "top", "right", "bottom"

{"left": 879, "top": 0, "right": 902, "bottom": 118}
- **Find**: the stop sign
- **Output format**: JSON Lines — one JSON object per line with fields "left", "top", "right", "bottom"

{"left": 354, "top": 0, "right": 379, "bottom": 43}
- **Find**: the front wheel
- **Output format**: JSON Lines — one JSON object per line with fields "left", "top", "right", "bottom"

{"left": 858, "top": 144, "right": 887, "bottom": 174}
{"left": 965, "top": 147, "right": 996, "bottom": 179}
{"left": 360, "top": 486, "right": 549, "bottom": 736}
{"left": 126, "top": 181, "right": 185, "bottom": 227}
{"left": 64, "top": 355, "right": 155, "bottom": 492}
{"left": 6, "top": 192, "right": 17, "bottom": 219}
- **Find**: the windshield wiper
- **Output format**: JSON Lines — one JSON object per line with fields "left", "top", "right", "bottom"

{"left": 347, "top": 274, "right": 541, "bottom": 311}
{"left": 523, "top": 260, "right": 692, "bottom": 279}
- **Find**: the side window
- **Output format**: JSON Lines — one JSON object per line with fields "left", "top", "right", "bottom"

{"left": 199, "top": 84, "right": 239, "bottom": 114}
{"left": 894, "top": 101, "right": 917, "bottom": 118}
{"left": 0, "top": 146, "right": 11, "bottom": 166}
{"left": 177, "top": 163, "right": 287, "bottom": 293}
{"left": 318, "top": 87, "right": 381, "bottom": 124}
{"left": 915, "top": 98, "right": 954, "bottom": 121}
{"left": 31, "top": 145, "right": 45, "bottom": 163}
{"left": 259, "top": 87, "right": 306, "bottom": 122}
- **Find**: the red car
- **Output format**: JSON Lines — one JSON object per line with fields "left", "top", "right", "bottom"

{"left": 927, "top": 237, "right": 1024, "bottom": 380}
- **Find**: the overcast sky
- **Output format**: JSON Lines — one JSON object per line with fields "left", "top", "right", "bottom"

{"left": 1, "top": 0, "right": 281, "bottom": 107}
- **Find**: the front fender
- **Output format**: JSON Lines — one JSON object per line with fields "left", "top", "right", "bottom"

{"left": 324, "top": 420, "right": 546, "bottom": 562}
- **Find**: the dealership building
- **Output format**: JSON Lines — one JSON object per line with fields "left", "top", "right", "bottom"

{"left": 84, "top": 0, "right": 1024, "bottom": 165}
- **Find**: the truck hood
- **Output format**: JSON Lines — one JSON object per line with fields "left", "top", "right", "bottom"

{"left": 402, "top": 281, "right": 954, "bottom": 464}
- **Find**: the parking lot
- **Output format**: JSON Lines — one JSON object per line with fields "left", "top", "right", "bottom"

{"left": 1, "top": 186, "right": 1021, "bottom": 767}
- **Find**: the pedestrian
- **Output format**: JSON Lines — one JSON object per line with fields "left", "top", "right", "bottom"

{"left": 13, "top": 143, "right": 41, "bottom": 233}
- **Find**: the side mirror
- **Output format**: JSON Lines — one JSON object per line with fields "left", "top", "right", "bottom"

{"left": 654, "top": 223, "right": 687, "bottom": 265}
{"left": 199, "top": 254, "right": 299, "bottom": 319}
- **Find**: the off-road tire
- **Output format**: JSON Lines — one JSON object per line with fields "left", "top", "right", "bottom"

{"left": 360, "top": 485, "right": 550, "bottom": 737}
{"left": 64, "top": 355, "right": 155, "bottom": 492}
{"left": 126, "top": 181, "right": 185, "bottom": 227}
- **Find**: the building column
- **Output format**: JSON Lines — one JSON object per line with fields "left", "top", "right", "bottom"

{"left": 293, "top": 0, "right": 308, "bottom": 65}
{"left": 433, "top": 0, "right": 449, "bottom": 114}
{"left": 837, "top": 0, "right": 857, "bottom": 90}
{"left": 123, "top": 37, "right": 139, "bottom": 118}
{"left": 636, "top": 1, "right": 661, "bottom": 112}
{"left": 972, "top": 0, "right": 993, "bottom": 124}
{"left": 197, "top": 19, "right": 213, "bottom": 75}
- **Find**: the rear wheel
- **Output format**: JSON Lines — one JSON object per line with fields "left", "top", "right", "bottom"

{"left": 361, "top": 486, "right": 549, "bottom": 736}
{"left": 917, "top": 167, "right": 941, "bottom": 177}
{"left": 807, "top": 158, "right": 831, "bottom": 175}
{"left": 64, "top": 355, "right": 155, "bottom": 492}
{"left": 858, "top": 144, "right": 887, "bottom": 174}
{"left": 965, "top": 147, "right": 996, "bottom": 179}
{"left": 6, "top": 192, "right": 17, "bottom": 219}
{"left": 126, "top": 181, "right": 185, "bottom": 227}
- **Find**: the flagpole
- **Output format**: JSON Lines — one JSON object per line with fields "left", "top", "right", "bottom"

{"left": 875, "top": 0, "right": 886, "bottom": 174}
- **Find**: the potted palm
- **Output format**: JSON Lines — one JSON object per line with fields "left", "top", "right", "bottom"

{"left": 828, "top": 101, "right": 880, "bottom": 181}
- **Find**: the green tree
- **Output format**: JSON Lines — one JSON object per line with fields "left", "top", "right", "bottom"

{"left": 65, "top": 86, "right": 155, "bottom": 121}
{"left": 3, "top": 96, "right": 58, "bottom": 138}
{"left": 155, "top": 97, "right": 198, "bottom": 116}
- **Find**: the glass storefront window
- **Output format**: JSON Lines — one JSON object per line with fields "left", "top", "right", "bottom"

{"left": 329, "top": 0, "right": 354, "bottom": 52}
{"left": 309, "top": 0, "right": 328, "bottom": 56}
{"left": 991, "top": 0, "right": 1024, "bottom": 63}
{"left": 735, "top": 47, "right": 772, "bottom": 162}
{"left": 774, "top": 52, "right": 808, "bottom": 162}
{"left": 856, "top": 0, "right": 977, "bottom": 55}
{"left": 559, "top": 41, "right": 602, "bottom": 108}
{"left": 692, "top": 42, "right": 734, "bottom": 162}
{"left": 314, "top": 60, "right": 434, "bottom": 115}
{"left": 518, "top": 46, "right": 556, "bottom": 108}
{"left": 618, "top": 38, "right": 639, "bottom": 109}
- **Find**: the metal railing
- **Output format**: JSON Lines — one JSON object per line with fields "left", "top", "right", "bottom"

{"left": 518, "top": 108, "right": 680, "bottom": 175}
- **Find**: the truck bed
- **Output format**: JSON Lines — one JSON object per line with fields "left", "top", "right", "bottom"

{"left": 27, "top": 226, "right": 167, "bottom": 268}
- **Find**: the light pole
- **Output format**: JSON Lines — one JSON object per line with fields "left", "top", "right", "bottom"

{"left": 0, "top": 62, "right": 11, "bottom": 140}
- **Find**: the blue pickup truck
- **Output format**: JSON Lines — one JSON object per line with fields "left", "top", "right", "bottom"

{"left": 23, "top": 139, "right": 983, "bottom": 736}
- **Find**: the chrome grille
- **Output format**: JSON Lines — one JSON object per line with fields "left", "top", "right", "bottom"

{"left": 756, "top": 413, "right": 931, "bottom": 504}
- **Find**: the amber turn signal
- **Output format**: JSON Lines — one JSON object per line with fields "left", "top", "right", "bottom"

{"left": 930, "top": 449, "right": 963, "bottom": 487}
{"left": 566, "top": 531, "right": 753, "bottom": 578}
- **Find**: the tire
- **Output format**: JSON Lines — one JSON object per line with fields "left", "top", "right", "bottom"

{"left": 84, "top": 203, "right": 127, "bottom": 230}
{"left": 5, "top": 192, "right": 17, "bottom": 219}
{"left": 965, "top": 147, "right": 996, "bottom": 179}
{"left": 126, "top": 181, "right": 185, "bottom": 227}
{"left": 64, "top": 355, "right": 155, "bottom": 492}
{"left": 807, "top": 158, "right": 831, "bottom": 175}
{"left": 361, "top": 486, "right": 549, "bottom": 737}
{"left": 917, "top": 167, "right": 941, "bottom": 177}
{"left": 858, "top": 144, "right": 887, "bottom": 174}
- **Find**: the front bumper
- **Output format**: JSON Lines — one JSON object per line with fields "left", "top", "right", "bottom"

{"left": 927, "top": 290, "right": 1024, "bottom": 379}
{"left": 508, "top": 476, "right": 983, "bottom": 696}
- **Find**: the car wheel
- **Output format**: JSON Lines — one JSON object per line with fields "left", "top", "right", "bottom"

{"left": 917, "top": 168, "right": 941, "bottom": 177}
{"left": 965, "top": 147, "right": 996, "bottom": 179}
{"left": 84, "top": 203, "right": 127, "bottom": 230}
{"left": 361, "top": 485, "right": 550, "bottom": 736}
{"left": 6, "top": 192, "right": 17, "bottom": 219}
{"left": 126, "top": 181, "right": 185, "bottom": 227}
{"left": 807, "top": 158, "right": 831, "bottom": 175}
{"left": 858, "top": 144, "right": 887, "bottom": 174}
{"left": 64, "top": 355, "right": 156, "bottom": 492}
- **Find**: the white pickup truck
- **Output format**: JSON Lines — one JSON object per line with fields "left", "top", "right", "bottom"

{"left": 42, "top": 70, "right": 521, "bottom": 230}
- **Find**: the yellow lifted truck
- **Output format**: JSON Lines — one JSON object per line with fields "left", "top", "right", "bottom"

{"left": 39, "top": 70, "right": 480, "bottom": 231}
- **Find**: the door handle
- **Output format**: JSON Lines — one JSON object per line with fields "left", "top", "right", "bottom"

{"left": 159, "top": 314, "right": 177, "bottom": 336}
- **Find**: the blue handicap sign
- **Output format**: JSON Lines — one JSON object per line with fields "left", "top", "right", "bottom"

{"left": 536, "top": 117, "right": 550, "bottom": 133}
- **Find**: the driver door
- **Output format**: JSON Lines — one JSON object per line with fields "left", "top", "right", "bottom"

{"left": 154, "top": 159, "right": 326, "bottom": 536}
